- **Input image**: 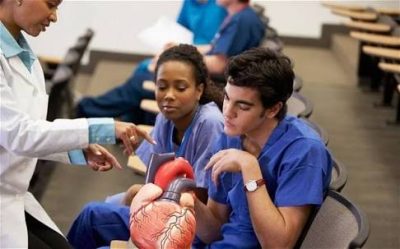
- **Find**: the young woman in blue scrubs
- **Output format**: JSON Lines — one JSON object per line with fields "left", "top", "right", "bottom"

{"left": 76, "top": 0, "right": 265, "bottom": 124}
{"left": 67, "top": 44, "right": 224, "bottom": 249}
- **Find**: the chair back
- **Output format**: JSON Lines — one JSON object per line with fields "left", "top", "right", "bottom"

{"left": 46, "top": 66, "right": 74, "bottom": 121}
{"left": 293, "top": 75, "right": 303, "bottom": 92}
{"left": 252, "top": 3, "right": 265, "bottom": 16}
{"left": 298, "top": 190, "right": 370, "bottom": 249}
{"left": 300, "top": 118, "right": 329, "bottom": 146}
{"left": 329, "top": 157, "right": 348, "bottom": 192}
{"left": 287, "top": 92, "right": 314, "bottom": 118}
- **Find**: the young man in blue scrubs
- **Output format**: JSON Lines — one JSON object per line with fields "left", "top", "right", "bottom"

{"left": 76, "top": 0, "right": 265, "bottom": 124}
{"left": 194, "top": 47, "right": 332, "bottom": 248}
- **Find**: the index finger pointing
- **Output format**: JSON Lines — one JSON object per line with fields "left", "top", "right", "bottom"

{"left": 135, "top": 127, "right": 156, "bottom": 145}
{"left": 99, "top": 146, "right": 122, "bottom": 169}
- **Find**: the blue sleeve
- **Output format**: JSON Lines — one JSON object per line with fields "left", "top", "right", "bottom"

{"left": 210, "top": 19, "right": 240, "bottom": 57}
{"left": 207, "top": 136, "right": 231, "bottom": 204}
{"left": 209, "top": 9, "right": 265, "bottom": 57}
{"left": 135, "top": 133, "right": 157, "bottom": 167}
{"left": 67, "top": 118, "right": 115, "bottom": 165}
{"left": 135, "top": 115, "right": 165, "bottom": 166}
{"left": 68, "top": 149, "right": 87, "bottom": 165}
{"left": 274, "top": 139, "right": 332, "bottom": 207}
{"left": 176, "top": 0, "right": 189, "bottom": 28}
{"left": 190, "top": 118, "right": 224, "bottom": 188}
{"left": 87, "top": 118, "right": 116, "bottom": 144}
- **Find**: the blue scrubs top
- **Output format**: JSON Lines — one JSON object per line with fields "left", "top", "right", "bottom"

{"left": 207, "top": 116, "right": 332, "bottom": 249}
{"left": 177, "top": 0, "right": 227, "bottom": 45}
{"left": 208, "top": 6, "right": 265, "bottom": 57}
{"left": 136, "top": 102, "right": 223, "bottom": 188}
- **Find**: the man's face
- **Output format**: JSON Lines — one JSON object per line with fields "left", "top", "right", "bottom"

{"left": 222, "top": 83, "right": 267, "bottom": 137}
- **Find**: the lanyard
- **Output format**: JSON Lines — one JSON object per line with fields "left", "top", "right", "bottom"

{"left": 167, "top": 108, "right": 200, "bottom": 157}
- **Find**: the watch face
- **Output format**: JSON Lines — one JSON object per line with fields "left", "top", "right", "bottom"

{"left": 246, "top": 181, "right": 257, "bottom": 192}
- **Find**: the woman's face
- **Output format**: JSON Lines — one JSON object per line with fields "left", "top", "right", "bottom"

{"left": 13, "top": 0, "right": 61, "bottom": 37}
{"left": 155, "top": 60, "right": 204, "bottom": 127}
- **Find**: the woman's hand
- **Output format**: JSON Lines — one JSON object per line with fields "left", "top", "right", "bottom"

{"left": 115, "top": 121, "right": 156, "bottom": 155}
{"left": 84, "top": 144, "right": 122, "bottom": 171}
{"left": 205, "top": 149, "right": 258, "bottom": 185}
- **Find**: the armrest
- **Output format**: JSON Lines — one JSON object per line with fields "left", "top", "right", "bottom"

{"left": 375, "top": 7, "right": 400, "bottom": 16}
{"left": 362, "top": 46, "right": 400, "bottom": 60}
{"left": 331, "top": 9, "right": 377, "bottom": 21}
{"left": 350, "top": 31, "right": 400, "bottom": 46}
{"left": 143, "top": 80, "right": 156, "bottom": 92}
{"left": 110, "top": 240, "right": 128, "bottom": 249}
{"left": 127, "top": 154, "right": 147, "bottom": 175}
{"left": 378, "top": 62, "right": 400, "bottom": 74}
{"left": 343, "top": 21, "right": 391, "bottom": 33}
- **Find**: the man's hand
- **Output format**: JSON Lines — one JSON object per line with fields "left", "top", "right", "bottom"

{"left": 84, "top": 144, "right": 122, "bottom": 171}
{"left": 115, "top": 121, "right": 156, "bottom": 155}
{"left": 205, "top": 149, "right": 258, "bottom": 185}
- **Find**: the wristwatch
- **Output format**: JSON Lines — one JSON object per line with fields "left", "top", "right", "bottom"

{"left": 244, "top": 179, "right": 265, "bottom": 192}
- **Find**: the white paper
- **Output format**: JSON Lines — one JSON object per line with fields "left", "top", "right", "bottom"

{"left": 137, "top": 16, "right": 194, "bottom": 54}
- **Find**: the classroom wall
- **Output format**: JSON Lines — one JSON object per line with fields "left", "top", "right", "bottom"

{"left": 27, "top": 0, "right": 399, "bottom": 58}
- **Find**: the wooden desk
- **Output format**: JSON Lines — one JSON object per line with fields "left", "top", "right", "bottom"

{"left": 322, "top": 2, "right": 367, "bottom": 11}
{"left": 363, "top": 46, "right": 400, "bottom": 60}
{"left": 143, "top": 80, "right": 156, "bottom": 92}
{"left": 140, "top": 99, "right": 160, "bottom": 114}
{"left": 343, "top": 21, "right": 391, "bottom": 33}
{"left": 375, "top": 7, "right": 400, "bottom": 16}
{"left": 331, "top": 9, "right": 377, "bottom": 21}
{"left": 38, "top": 55, "right": 62, "bottom": 65}
{"left": 110, "top": 239, "right": 137, "bottom": 249}
{"left": 350, "top": 31, "right": 400, "bottom": 46}
{"left": 378, "top": 62, "right": 400, "bottom": 74}
{"left": 127, "top": 154, "right": 147, "bottom": 175}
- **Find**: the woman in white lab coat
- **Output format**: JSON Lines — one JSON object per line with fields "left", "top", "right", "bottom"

{"left": 0, "top": 0, "right": 154, "bottom": 248}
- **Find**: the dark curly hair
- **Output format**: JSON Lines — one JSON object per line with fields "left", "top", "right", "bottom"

{"left": 226, "top": 47, "right": 294, "bottom": 120}
{"left": 154, "top": 44, "right": 223, "bottom": 110}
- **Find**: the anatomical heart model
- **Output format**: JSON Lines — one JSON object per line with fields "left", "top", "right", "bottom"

{"left": 130, "top": 153, "right": 197, "bottom": 249}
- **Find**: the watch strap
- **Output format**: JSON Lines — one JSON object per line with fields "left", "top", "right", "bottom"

{"left": 244, "top": 178, "right": 266, "bottom": 192}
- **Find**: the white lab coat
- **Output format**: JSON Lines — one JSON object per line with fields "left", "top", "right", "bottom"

{"left": 0, "top": 49, "right": 89, "bottom": 248}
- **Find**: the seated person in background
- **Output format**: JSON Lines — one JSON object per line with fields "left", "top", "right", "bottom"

{"left": 178, "top": 0, "right": 227, "bottom": 45}
{"left": 76, "top": 0, "right": 265, "bottom": 125}
{"left": 67, "top": 44, "right": 224, "bottom": 249}
{"left": 192, "top": 47, "right": 333, "bottom": 248}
